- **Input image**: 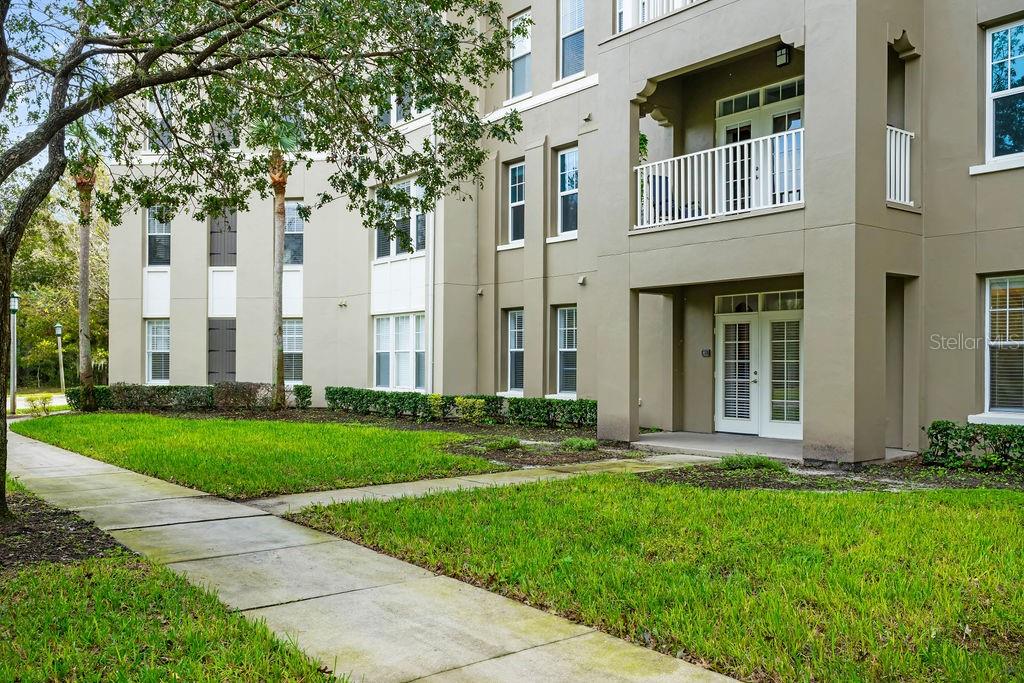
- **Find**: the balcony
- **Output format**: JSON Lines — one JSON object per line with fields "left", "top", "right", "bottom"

{"left": 886, "top": 126, "right": 914, "bottom": 207}
{"left": 616, "top": 0, "right": 709, "bottom": 33}
{"left": 634, "top": 129, "right": 804, "bottom": 230}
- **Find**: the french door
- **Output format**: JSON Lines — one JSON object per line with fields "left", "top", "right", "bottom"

{"left": 715, "top": 311, "right": 803, "bottom": 439}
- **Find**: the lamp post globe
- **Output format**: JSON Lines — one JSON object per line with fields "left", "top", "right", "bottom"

{"left": 55, "top": 322, "right": 63, "bottom": 337}
{"left": 9, "top": 291, "right": 19, "bottom": 314}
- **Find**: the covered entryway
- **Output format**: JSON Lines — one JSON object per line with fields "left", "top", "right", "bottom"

{"left": 714, "top": 290, "right": 803, "bottom": 440}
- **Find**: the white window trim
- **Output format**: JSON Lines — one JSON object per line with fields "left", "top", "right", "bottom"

{"left": 545, "top": 392, "right": 578, "bottom": 400}
{"left": 375, "top": 182, "right": 429, "bottom": 262}
{"left": 145, "top": 319, "right": 171, "bottom": 385}
{"left": 497, "top": 240, "right": 525, "bottom": 252}
{"left": 559, "top": 0, "right": 585, "bottom": 79}
{"left": 283, "top": 318, "right": 303, "bottom": 386}
{"left": 546, "top": 232, "right": 578, "bottom": 244}
{"left": 556, "top": 306, "right": 578, "bottom": 395}
{"left": 509, "top": 11, "right": 532, "bottom": 101}
{"left": 146, "top": 206, "right": 171, "bottom": 267}
{"left": 508, "top": 309, "right": 525, "bottom": 393}
{"left": 557, "top": 148, "right": 579, "bottom": 235}
{"left": 982, "top": 275, "right": 1024, "bottom": 416}
{"left": 985, "top": 20, "right": 1024, "bottom": 165}
{"left": 373, "top": 312, "right": 427, "bottom": 392}
{"left": 508, "top": 161, "right": 526, "bottom": 245}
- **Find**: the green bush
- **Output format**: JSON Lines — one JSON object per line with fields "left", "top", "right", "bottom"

{"left": 292, "top": 385, "right": 312, "bottom": 409}
{"left": 551, "top": 398, "right": 598, "bottom": 427}
{"left": 464, "top": 394, "right": 504, "bottom": 422}
{"left": 717, "top": 454, "right": 787, "bottom": 472}
{"left": 923, "top": 420, "right": 1024, "bottom": 470}
{"left": 561, "top": 437, "right": 598, "bottom": 451}
{"left": 65, "top": 385, "right": 113, "bottom": 411}
{"left": 507, "top": 397, "right": 551, "bottom": 427}
{"left": 455, "top": 396, "right": 489, "bottom": 424}
{"left": 212, "top": 382, "right": 272, "bottom": 411}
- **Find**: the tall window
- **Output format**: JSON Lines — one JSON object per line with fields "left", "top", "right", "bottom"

{"left": 376, "top": 182, "right": 427, "bottom": 259}
{"left": 560, "top": 0, "right": 585, "bottom": 79}
{"left": 284, "top": 200, "right": 304, "bottom": 265}
{"left": 509, "top": 162, "right": 526, "bottom": 242}
{"left": 148, "top": 92, "right": 173, "bottom": 151}
{"left": 283, "top": 319, "right": 303, "bottom": 384}
{"left": 558, "top": 148, "right": 579, "bottom": 234}
{"left": 987, "top": 276, "right": 1024, "bottom": 412}
{"left": 988, "top": 20, "right": 1024, "bottom": 160}
{"left": 510, "top": 12, "right": 532, "bottom": 98}
{"left": 374, "top": 313, "right": 427, "bottom": 390}
{"left": 508, "top": 310, "right": 525, "bottom": 392}
{"left": 147, "top": 206, "right": 171, "bottom": 266}
{"left": 146, "top": 319, "right": 170, "bottom": 384}
{"left": 557, "top": 306, "right": 577, "bottom": 394}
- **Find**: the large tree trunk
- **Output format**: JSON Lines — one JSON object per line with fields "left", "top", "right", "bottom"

{"left": 270, "top": 149, "right": 288, "bottom": 410}
{"left": 0, "top": 249, "right": 13, "bottom": 520}
{"left": 76, "top": 167, "right": 97, "bottom": 412}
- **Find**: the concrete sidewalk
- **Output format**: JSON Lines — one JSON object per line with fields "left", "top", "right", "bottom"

{"left": 250, "top": 452, "right": 714, "bottom": 515}
{"left": 7, "top": 431, "right": 729, "bottom": 682}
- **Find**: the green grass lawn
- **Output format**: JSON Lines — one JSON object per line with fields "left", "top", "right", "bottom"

{"left": 11, "top": 413, "right": 503, "bottom": 499}
{"left": 295, "top": 474, "right": 1024, "bottom": 681}
{"left": 0, "top": 551, "right": 330, "bottom": 681}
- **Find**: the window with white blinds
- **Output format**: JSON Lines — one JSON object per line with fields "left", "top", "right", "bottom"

{"left": 374, "top": 313, "right": 427, "bottom": 390}
{"left": 283, "top": 319, "right": 303, "bottom": 384}
{"left": 147, "top": 206, "right": 171, "bottom": 266}
{"left": 769, "top": 320, "right": 801, "bottom": 422}
{"left": 508, "top": 310, "right": 525, "bottom": 392}
{"left": 376, "top": 182, "right": 427, "bottom": 259}
{"left": 509, "top": 162, "right": 525, "bottom": 243}
{"left": 988, "top": 276, "right": 1024, "bottom": 411}
{"left": 146, "top": 319, "right": 170, "bottom": 384}
{"left": 557, "top": 306, "right": 577, "bottom": 394}
{"left": 558, "top": 148, "right": 579, "bottom": 234}
{"left": 560, "top": 0, "right": 584, "bottom": 78}
{"left": 284, "top": 200, "right": 304, "bottom": 265}
{"left": 510, "top": 12, "right": 532, "bottom": 98}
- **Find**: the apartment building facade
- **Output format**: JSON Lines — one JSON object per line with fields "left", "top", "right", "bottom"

{"left": 109, "top": 0, "right": 1024, "bottom": 464}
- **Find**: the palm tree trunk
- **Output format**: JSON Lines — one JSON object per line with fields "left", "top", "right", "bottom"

{"left": 76, "top": 168, "right": 97, "bottom": 411}
{"left": 270, "top": 149, "right": 287, "bottom": 410}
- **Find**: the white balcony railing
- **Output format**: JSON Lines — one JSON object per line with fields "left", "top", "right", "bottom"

{"left": 616, "top": 0, "right": 708, "bottom": 33}
{"left": 634, "top": 128, "right": 804, "bottom": 230}
{"left": 886, "top": 126, "right": 914, "bottom": 206}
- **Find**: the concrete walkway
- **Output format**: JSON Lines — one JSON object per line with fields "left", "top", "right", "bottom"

{"left": 251, "top": 452, "right": 715, "bottom": 515}
{"left": 7, "top": 431, "right": 729, "bottom": 682}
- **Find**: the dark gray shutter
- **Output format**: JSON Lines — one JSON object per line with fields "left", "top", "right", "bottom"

{"left": 209, "top": 209, "right": 237, "bottom": 267}
{"left": 207, "top": 318, "right": 237, "bottom": 384}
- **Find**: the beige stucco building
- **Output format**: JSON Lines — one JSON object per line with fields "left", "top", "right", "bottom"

{"left": 110, "top": 0, "right": 1024, "bottom": 464}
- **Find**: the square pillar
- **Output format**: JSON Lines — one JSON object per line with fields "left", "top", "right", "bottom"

{"left": 597, "top": 254, "right": 639, "bottom": 442}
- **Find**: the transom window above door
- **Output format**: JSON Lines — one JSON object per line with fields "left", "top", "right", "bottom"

{"left": 715, "top": 290, "right": 804, "bottom": 314}
{"left": 715, "top": 78, "right": 805, "bottom": 143}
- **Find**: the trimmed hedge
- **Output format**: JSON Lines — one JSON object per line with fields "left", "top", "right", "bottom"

{"left": 65, "top": 385, "right": 113, "bottom": 411}
{"left": 923, "top": 420, "right": 1024, "bottom": 470}
{"left": 65, "top": 382, "right": 306, "bottom": 412}
{"left": 324, "top": 386, "right": 598, "bottom": 428}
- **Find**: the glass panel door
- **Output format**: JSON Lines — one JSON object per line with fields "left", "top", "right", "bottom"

{"left": 715, "top": 315, "right": 760, "bottom": 434}
{"left": 759, "top": 313, "right": 803, "bottom": 440}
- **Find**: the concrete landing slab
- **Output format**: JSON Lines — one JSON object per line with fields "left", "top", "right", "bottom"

{"left": 419, "top": 630, "right": 731, "bottom": 682}
{"left": 111, "top": 515, "right": 335, "bottom": 564}
{"left": 249, "top": 575, "right": 593, "bottom": 683}
{"left": 169, "top": 540, "right": 433, "bottom": 611}
{"left": 77, "top": 495, "right": 267, "bottom": 531}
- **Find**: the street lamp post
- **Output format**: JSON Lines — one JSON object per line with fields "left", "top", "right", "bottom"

{"left": 55, "top": 323, "right": 66, "bottom": 395}
{"left": 9, "top": 292, "right": 20, "bottom": 415}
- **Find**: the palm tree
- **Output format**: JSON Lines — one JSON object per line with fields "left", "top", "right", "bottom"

{"left": 71, "top": 126, "right": 99, "bottom": 412}
{"left": 257, "top": 118, "right": 301, "bottom": 410}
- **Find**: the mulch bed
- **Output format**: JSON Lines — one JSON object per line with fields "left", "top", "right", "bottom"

{"left": 0, "top": 493, "right": 121, "bottom": 572}
{"left": 641, "top": 460, "right": 1024, "bottom": 492}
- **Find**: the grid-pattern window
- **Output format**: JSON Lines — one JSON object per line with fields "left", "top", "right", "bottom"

{"left": 557, "top": 306, "right": 577, "bottom": 394}
{"left": 508, "top": 310, "right": 525, "bottom": 392}
{"left": 284, "top": 200, "right": 304, "bottom": 265}
{"left": 988, "top": 276, "right": 1024, "bottom": 411}
{"left": 283, "top": 319, "right": 303, "bottom": 384}
{"left": 146, "top": 319, "right": 170, "bottom": 384}
{"left": 509, "top": 163, "right": 525, "bottom": 242}
{"left": 989, "top": 20, "right": 1024, "bottom": 159}
{"left": 375, "top": 182, "right": 427, "bottom": 259}
{"left": 374, "top": 313, "right": 427, "bottom": 390}
{"left": 560, "top": 0, "right": 585, "bottom": 78}
{"left": 147, "top": 206, "right": 171, "bottom": 266}
{"left": 149, "top": 93, "right": 173, "bottom": 151}
{"left": 510, "top": 12, "right": 532, "bottom": 99}
{"left": 558, "top": 148, "right": 579, "bottom": 234}
{"left": 769, "top": 320, "right": 801, "bottom": 422}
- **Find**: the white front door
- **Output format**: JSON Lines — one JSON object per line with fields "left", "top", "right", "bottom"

{"left": 715, "top": 314, "right": 760, "bottom": 435}
{"left": 715, "top": 311, "right": 804, "bottom": 440}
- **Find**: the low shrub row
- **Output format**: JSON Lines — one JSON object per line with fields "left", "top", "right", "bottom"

{"left": 324, "top": 386, "right": 597, "bottom": 428}
{"left": 924, "top": 420, "right": 1024, "bottom": 470}
{"left": 66, "top": 383, "right": 312, "bottom": 412}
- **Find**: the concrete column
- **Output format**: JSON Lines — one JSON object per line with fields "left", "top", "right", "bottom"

{"left": 596, "top": 255, "right": 639, "bottom": 442}
{"left": 803, "top": 224, "right": 887, "bottom": 463}
{"left": 523, "top": 139, "right": 548, "bottom": 397}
